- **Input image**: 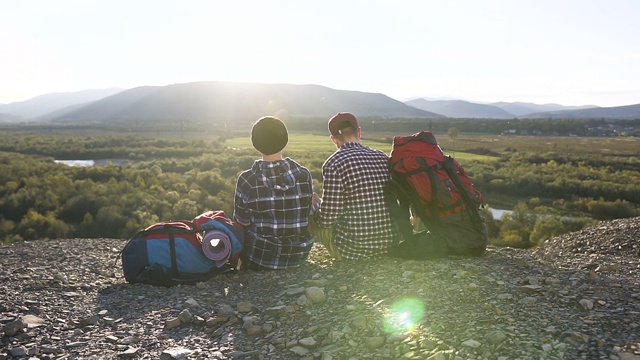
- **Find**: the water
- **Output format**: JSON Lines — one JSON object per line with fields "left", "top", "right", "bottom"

{"left": 490, "top": 208, "right": 512, "bottom": 219}
{"left": 54, "top": 159, "right": 128, "bottom": 167}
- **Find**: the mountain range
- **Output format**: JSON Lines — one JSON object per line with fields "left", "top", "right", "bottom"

{"left": 1, "top": 81, "right": 638, "bottom": 123}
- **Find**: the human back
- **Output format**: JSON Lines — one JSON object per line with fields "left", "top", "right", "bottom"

{"left": 313, "top": 112, "right": 400, "bottom": 259}
{"left": 234, "top": 116, "right": 314, "bottom": 270}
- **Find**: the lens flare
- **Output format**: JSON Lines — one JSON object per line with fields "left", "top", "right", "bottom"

{"left": 383, "top": 298, "right": 425, "bottom": 333}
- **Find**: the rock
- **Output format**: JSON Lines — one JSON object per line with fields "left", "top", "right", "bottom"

{"left": 286, "top": 287, "right": 306, "bottom": 297}
{"left": 289, "top": 346, "right": 310, "bottom": 356}
{"left": 10, "top": 346, "right": 27, "bottom": 357}
{"left": 3, "top": 318, "right": 27, "bottom": 336}
{"left": 184, "top": 297, "right": 199, "bottom": 307}
{"left": 245, "top": 325, "right": 263, "bottom": 336}
{"left": 117, "top": 348, "right": 140, "bottom": 357}
{"left": 160, "top": 347, "right": 193, "bottom": 360}
{"left": 79, "top": 315, "right": 99, "bottom": 326}
{"left": 218, "top": 304, "right": 236, "bottom": 317}
{"left": 22, "top": 314, "right": 45, "bottom": 327}
{"left": 264, "top": 305, "right": 287, "bottom": 317}
{"left": 366, "top": 336, "right": 385, "bottom": 349}
{"left": 485, "top": 330, "right": 507, "bottom": 344}
{"left": 462, "top": 339, "right": 481, "bottom": 348}
{"left": 296, "top": 295, "right": 308, "bottom": 306}
{"left": 304, "top": 279, "right": 328, "bottom": 287}
{"left": 262, "top": 322, "right": 273, "bottom": 333}
{"left": 518, "top": 285, "right": 543, "bottom": 294}
{"left": 178, "top": 309, "right": 193, "bottom": 324}
{"left": 305, "top": 287, "right": 326, "bottom": 304}
{"left": 165, "top": 317, "right": 182, "bottom": 329}
{"left": 579, "top": 299, "right": 594, "bottom": 310}
{"left": 236, "top": 301, "right": 255, "bottom": 313}
{"left": 298, "top": 337, "right": 317, "bottom": 347}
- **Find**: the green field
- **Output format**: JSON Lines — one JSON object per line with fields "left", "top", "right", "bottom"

{"left": 226, "top": 132, "right": 498, "bottom": 162}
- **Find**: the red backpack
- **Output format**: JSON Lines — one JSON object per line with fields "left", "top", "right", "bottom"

{"left": 386, "top": 131, "right": 487, "bottom": 258}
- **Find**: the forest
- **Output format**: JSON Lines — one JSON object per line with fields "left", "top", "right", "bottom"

{"left": 0, "top": 122, "right": 638, "bottom": 249}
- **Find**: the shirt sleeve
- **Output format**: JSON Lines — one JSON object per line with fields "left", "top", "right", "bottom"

{"left": 233, "top": 176, "right": 251, "bottom": 226}
{"left": 317, "top": 163, "right": 343, "bottom": 227}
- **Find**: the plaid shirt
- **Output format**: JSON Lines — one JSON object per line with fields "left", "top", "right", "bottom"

{"left": 316, "top": 142, "right": 400, "bottom": 259}
{"left": 234, "top": 158, "right": 314, "bottom": 269}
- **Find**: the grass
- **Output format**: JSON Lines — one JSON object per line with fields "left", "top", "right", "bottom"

{"left": 226, "top": 132, "right": 498, "bottom": 162}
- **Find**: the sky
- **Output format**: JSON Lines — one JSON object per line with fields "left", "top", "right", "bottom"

{"left": 1, "top": 0, "right": 639, "bottom": 107}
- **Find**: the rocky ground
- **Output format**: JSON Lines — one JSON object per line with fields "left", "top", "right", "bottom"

{"left": 1, "top": 217, "right": 639, "bottom": 360}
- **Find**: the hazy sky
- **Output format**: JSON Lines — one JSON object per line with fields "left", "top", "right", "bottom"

{"left": 1, "top": 0, "right": 639, "bottom": 107}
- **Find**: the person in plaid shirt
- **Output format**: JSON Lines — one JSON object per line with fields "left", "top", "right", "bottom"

{"left": 234, "top": 116, "right": 314, "bottom": 270}
{"left": 310, "top": 112, "right": 400, "bottom": 260}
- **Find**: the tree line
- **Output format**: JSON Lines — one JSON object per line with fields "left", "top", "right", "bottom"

{"left": 0, "top": 131, "right": 638, "bottom": 247}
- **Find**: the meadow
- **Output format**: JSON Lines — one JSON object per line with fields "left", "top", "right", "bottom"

{"left": 227, "top": 132, "right": 499, "bottom": 162}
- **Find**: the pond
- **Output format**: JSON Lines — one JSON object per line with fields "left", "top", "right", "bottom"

{"left": 54, "top": 159, "right": 129, "bottom": 167}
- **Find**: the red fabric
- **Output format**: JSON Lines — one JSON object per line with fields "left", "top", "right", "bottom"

{"left": 390, "top": 131, "right": 482, "bottom": 218}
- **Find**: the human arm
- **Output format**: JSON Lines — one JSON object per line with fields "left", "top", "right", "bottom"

{"left": 233, "top": 176, "right": 251, "bottom": 226}
{"left": 315, "top": 164, "right": 344, "bottom": 227}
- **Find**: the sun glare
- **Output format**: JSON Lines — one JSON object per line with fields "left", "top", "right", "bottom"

{"left": 383, "top": 298, "right": 426, "bottom": 333}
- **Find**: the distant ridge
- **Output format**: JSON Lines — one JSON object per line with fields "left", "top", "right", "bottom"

{"left": 0, "top": 88, "right": 124, "bottom": 120}
{"left": 47, "top": 82, "right": 444, "bottom": 123}
{"left": 3, "top": 83, "right": 639, "bottom": 123}
{"left": 523, "top": 103, "right": 640, "bottom": 119}
{"left": 405, "top": 99, "right": 514, "bottom": 119}
{"left": 491, "top": 102, "right": 598, "bottom": 117}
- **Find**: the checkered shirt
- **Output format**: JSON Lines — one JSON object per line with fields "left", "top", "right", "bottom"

{"left": 234, "top": 158, "right": 315, "bottom": 269}
{"left": 316, "top": 142, "right": 400, "bottom": 259}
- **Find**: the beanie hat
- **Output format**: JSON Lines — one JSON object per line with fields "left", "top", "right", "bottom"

{"left": 251, "top": 116, "right": 289, "bottom": 155}
{"left": 328, "top": 112, "right": 359, "bottom": 137}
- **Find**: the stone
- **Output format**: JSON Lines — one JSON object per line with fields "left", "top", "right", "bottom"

{"left": 299, "top": 337, "right": 317, "bottom": 347}
{"left": 178, "top": 309, "right": 193, "bottom": 324}
{"left": 579, "top": 299, "right": 594, "bottom": 310}
{"left": 3, "top": 318, "right": 27, "bottom": 336}
{"left": 117, "top": 348, "right": 140, "bottom": 357}
{"left": 184, "top": 297, "right": 199, "bottom": 307}
{"left": 160, "top": 347, "right": 193, "bottom": 360}
{"left": 305, "top": 287, "right": 326, "bottom": 304}
{"left": 296, "top": 295, "right": 308, "bottom": 306}
{"left": 462, "top": 339, "right": 481, "bottom": 348}
{"left": 286, "top": 287, "right": 306, "bottom": 296}
{"left": 264, "top": 305, "right": 287, "bottom": 317}
{"left": 165, "top": 317, "right": 182, "bottom": 329}
{"left": 10, "top": 346, "right": 27, "bottom": 357}
{"left": 79, "top": 315, "right": 99, "bottom": 326}
{"left": 22, "top": 314, "right": 45, "bottom": 327}
{"left": 218, "top": 304, "right": 236, "bottom": 317}
{"left": 485, "top": 330, "right": 507, "bottom": 344}
{"left": 304, "top": 279, "right": 328, "bottom": 287}
{"left": 366, "top": 336, "right": 385, "bottom": 349}
{"left": 236, "top": 301, "right": 255, "bottom": 313}
{"left": 289, "top": 346, "right": 310, "bottom": 356}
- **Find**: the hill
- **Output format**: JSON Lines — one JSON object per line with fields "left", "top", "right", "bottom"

{"left": 0, "top": 88, "right": 123, "bottom": 120}
{"left": 46, "top": 82, "right": 444, "bottom": 124}
{"left": 524, "top": 103, "right": 640, "bottom": 119}
{"left": 491, "top": 101, "right": 598, "bottom": 117}
{"left": 1, "top": 217, "right": 638, "bottom": 359}
{"left": 405, "top": 99, "right": 514, "bottom": 119}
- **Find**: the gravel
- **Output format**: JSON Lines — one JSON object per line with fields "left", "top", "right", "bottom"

{"left": 1, "top": 217, "right": 639, "bottom": 359}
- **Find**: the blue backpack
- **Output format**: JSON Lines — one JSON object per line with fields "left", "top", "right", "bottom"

{"left": 121, "top": 212, "right": 243, "bottom": 286}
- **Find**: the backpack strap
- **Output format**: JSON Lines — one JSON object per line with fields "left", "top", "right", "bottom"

{"left": 168, "top": 230, "right": 179, "bottom": 278}
{"left": 442, "top": 156, "right": 487, "bottom": 233}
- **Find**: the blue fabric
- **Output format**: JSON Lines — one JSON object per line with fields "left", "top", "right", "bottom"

{"left": 146, "top": 236, "right": 216, "bottom": 274}
{"left": 197, "top": 218, "right": 244, "bottom": 256}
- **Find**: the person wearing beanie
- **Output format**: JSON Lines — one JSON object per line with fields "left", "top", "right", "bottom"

{"left": 310, "top": 112, "right": 400, "bottom": 260}
{"left": 233, "top": 116, "right": 315, "bottom": 270}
